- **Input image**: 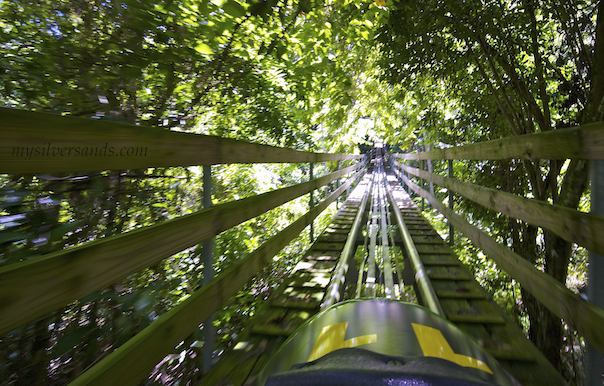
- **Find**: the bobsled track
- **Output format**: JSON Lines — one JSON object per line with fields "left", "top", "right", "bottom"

{"left": 3, "top": 108, "right": 604, "bottom": 385}
{"left": 201, "top": 151, "right": 565, "bottom": 386}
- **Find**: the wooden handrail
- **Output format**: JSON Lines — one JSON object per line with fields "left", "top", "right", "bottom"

{"left": 399, "top": 172, "right": 604, "bottom": 355}
{"left": 393, "top": 121, "right": 604, "bottom": 160}
{"left": 0, "top": 107, "right": 362, "bottom": 173}
{"left": 67, "top": 169, "right": 364, "bottom": 386}
{"left": 0, "top": 163, "right": 362, "bottom": 334}
{"left": 396, "top": 161, "right": 604, "bottom": 257}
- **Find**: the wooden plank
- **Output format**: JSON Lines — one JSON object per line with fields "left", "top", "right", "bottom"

{"left": 426, "top": 266, "right": 472, "bottom": 280}
{"left": 401, "top": 217, "right": 428, "bottom": 222}
{"left": 454, "top": 323, "right": 535, "bottom": 361}
{"left": 436, "top": 290, "right": 489, "bottom": 299}
{"left": 271, "top": 298, "right": 320, "bottom": 310}
{"left": 250, "top": 324, "right": 297, "bottom": 336}
{"left": 310, "top": 242, "right": 346, "bottom": 251}
{"left": 440, "top": 299, "right": 505, "bottom": 324}
{"left": 478, "top": 324, "right": 565, "bottom": 385}
{"left": 498, "top": 360, "right": 565, "bottom": 386}
{"left": 319, "top": 233, "right": 349, "bottom": 243}
{"left": 415, "top": 244, "right": 452, "bottom": 255}
{"left": 0, "top": 165, "right": 362, "bottom": 335}
{"left": 403, "top": 223, "right": 431, "bottom": 228}
{"left": 446, "top": 313, "right": 506, "bottom": 324}
{"left": 410, "top": 235, "right": 444, "bottom": 244}
{"left": 407, "top": 229, "right": 440, "bottom": 236}
{"left": 67, "top": 170, "right": 361, "bottom": 386}
{"left": 402, "top": 175, "right": 604, "bottom": 355}
{"left": 420, "top": 254, "right": 460, "bottom": 266}
{"left": 399, "top": 162, "right": 604, "bottom": 257}
{"left": 305, "top": 251, "right": 340, "bottom": 261}
{"left": 456, "top": 322, "right": 565, "bottom": 385}
{"left": 0, "top": 107, "right": 363, "bottom": 173}
{"left": 394, "top": 121, "right": 604, "bottom": 160}
{"left": 432, "top": 281, "right": 488, "bottom": 299}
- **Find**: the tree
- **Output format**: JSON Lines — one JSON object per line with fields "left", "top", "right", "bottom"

{"left": 377, "top": 0, "right": 604, "bottom": 373}
{"left": 0, "top": 0, "right": 387, "bottom": 383}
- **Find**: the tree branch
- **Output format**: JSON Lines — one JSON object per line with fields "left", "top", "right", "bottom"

{"left": 525, "top": 0, "right": 551, "bottom": 131}
{"left": 583, "top": 0, "right": 604, "bottom": 124}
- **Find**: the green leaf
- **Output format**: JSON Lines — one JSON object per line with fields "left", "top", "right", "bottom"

{"left": 195, "top": 42, "right": 214, "bottom": 55}
{"left": 223, "top": 0, "right": 246, "bottom": 18}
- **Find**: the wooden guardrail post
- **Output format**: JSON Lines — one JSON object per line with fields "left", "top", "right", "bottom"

{"left": 309, "top": 163, "right": 315, "bottom": 243}
{"left": 426, "top": 145, "right": 434, "bottom": 196}
{"left": 336, "top": 160, "right": 341, "bottom": 208}
{"left": 399, "top": 155, "right": 406, "bottom": 192}
{"left": 421, "top": 158, "right": 425, "bottom": 211}
{"left": 346, "top": 160, "right": 352, "bottom": 199}
{"left": 586, "top": 159, "right": 604, "bottom": 383}
{"left": 202, "top": 165, "right": 215, "bottom": 373}
{"left": 448, "top": 159, "right": 454, "bottom": 246}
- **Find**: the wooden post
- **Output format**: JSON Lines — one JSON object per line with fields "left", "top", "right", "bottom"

{"left": 346, "top": 160, "right": 352, "bottom": 199}
{"left": 448, "top": 159, "right": 454, "bottom": 246}
{"left": 586, "top": 159, "right": 604, "bottom": 384}
{"left": 421, "top": 159, "right": 425, "bottom": 212}
{"left": 309, "top": 163, "right": 315, "bottom": 243}
{"left": 336, "top": 160, "right": 341, "bottom": 209}
{"left": 401, "top": 157, "right": 407, "bottom": 192}
{"left": 202, "top": 165, "right": 215, "bottom": 374}
{"left": 426, "top": 145, "right": 434, "bottom": 196}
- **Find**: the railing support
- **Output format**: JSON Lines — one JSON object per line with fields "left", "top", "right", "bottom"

{"left": 201, "top": 165, "right": 216, "bottom": 374}
{"left": 309, "top": 163, "right": 315, "bottom": 243}
{"left": 399, "top": 157, "right": 407, "bottom": 192}
{"left": 336, "top": 160, "right": 341, "bottom": 208}
{"left": 448, "top": 159, "right": 454, "bottom": 246}
{"left": 586, "top": 159, "right": 604, "bottom": 384}
{"left": 426, "top": 145, "right": 434, "bottom": 196}
{"left": 202, "top": 165, "right": 215, "bottom": 374}
{"left": 421, "top": 159, "right": 425, "bottom": 211}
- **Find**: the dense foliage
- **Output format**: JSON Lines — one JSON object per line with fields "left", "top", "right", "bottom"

{"left": 377, "top": 0, "right": 603, "bottom": 382}
{"left": 0, "top": 0, "right": 385, "bottom": 384}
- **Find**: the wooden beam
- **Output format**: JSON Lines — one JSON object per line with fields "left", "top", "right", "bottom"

{"left": 394, "top": 121, "right": 604, "bottom": 160}
{"left": 68, "top": 169, "right": 364, "bottom": 386}
{"left": 0, "top": 163, "right": 362, "bottom": 334}
{"left": 0, "top": 107, "right": 362, "bottom": 173}
{"left": 402, "top": 175, "right": 604, "bottom": 355}
{"left": 397, "top": 162, "right": 604, "bottom": 257}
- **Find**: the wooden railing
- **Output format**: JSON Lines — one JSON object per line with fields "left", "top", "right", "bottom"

{"left": 0, "top": 108, "right": 365, "bottom": 385}
{"left": 391, "top": 122, "right": 604, "bottom": 355}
